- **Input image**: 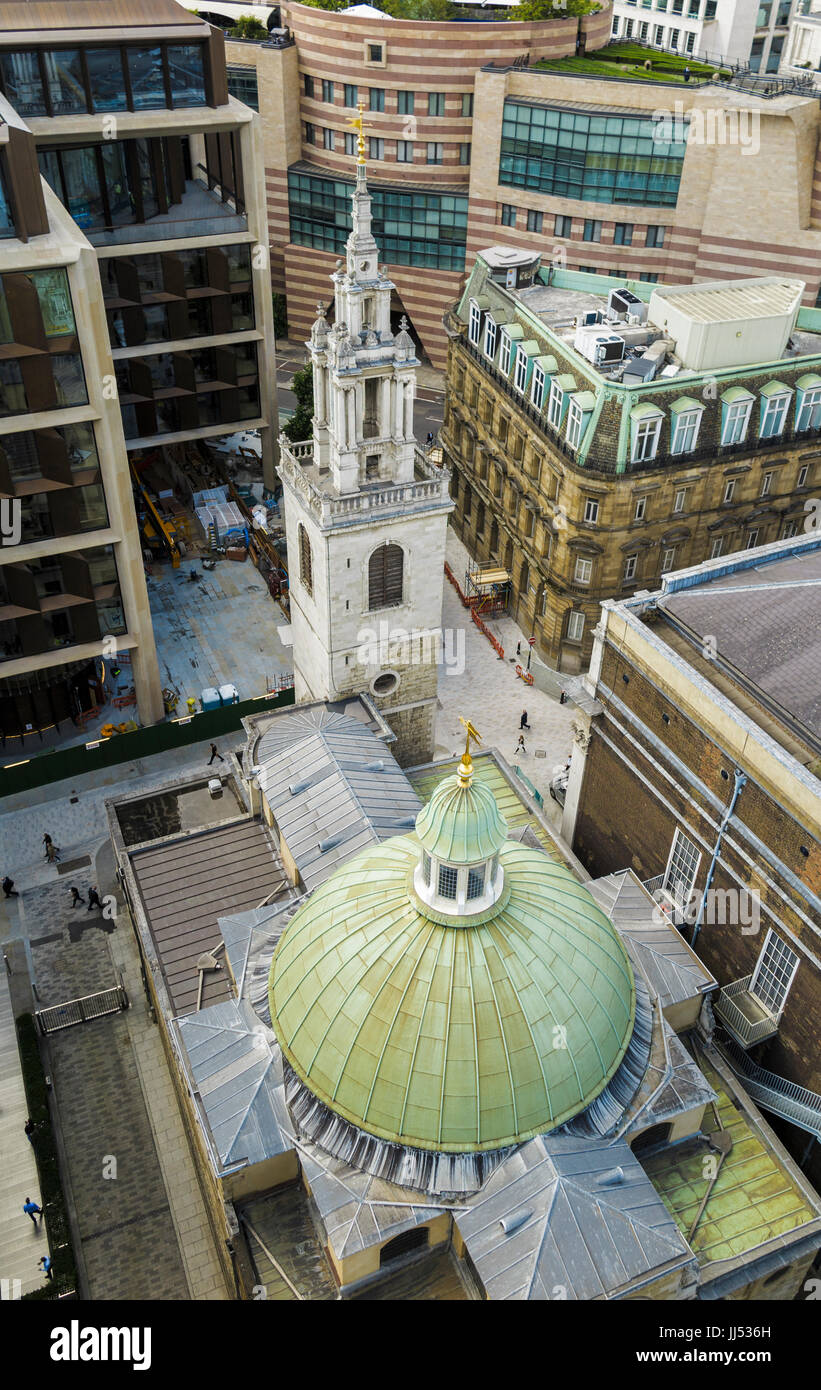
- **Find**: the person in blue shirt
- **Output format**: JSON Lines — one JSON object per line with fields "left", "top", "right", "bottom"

{"left": 38, "top": 1255, "right": 52, "bottom": 1281}
{"left": 23, "top": 1197, "right": 42, "bottom": 1227}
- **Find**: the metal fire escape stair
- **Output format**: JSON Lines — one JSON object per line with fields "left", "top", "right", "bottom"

{"left": 715, "top": 1035, "right": 821, "bottom": 1139}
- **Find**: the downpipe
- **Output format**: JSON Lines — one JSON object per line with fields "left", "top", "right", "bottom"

{"left": 691, "top": 768, "right": 747, "bottom": 950}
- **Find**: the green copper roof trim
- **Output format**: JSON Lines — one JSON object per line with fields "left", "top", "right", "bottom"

{"left": 415, "top": 771, "right": 508, "bottom": 863}
{"left": 406, "top": 871, "right": 513, "bottom": 927}
{"left": 269, "top": 837, "right": 636, "bottom": 1153}
{"left": 720, "top": 384, "right": 755, "bottom": 404}
{"left": 669, "top": 395, "right": 702, "bottom": 414}
{"left": 759, "top": 379, "right": 790, "bottom": 397}
{"left": 630, "top": 401, "right": 665, "bottom": 420}
{"left": 796, "top": 372, "right": 821, "bottom": 390}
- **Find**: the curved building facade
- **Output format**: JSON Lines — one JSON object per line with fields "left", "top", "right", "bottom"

{"left": 219, "top": 2, "right": 612, "bottom": 366}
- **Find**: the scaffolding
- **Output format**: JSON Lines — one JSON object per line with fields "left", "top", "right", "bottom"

{"left": 465, "top": 560, "right": 511, "bottom": 618}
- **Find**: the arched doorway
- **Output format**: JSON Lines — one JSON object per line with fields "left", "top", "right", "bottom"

{"left": 379, "top": 1225, "right": 430, "bottom": 1267}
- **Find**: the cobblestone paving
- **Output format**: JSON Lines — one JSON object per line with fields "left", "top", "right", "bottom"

{"left": 45, "top": 1012, "right": 190, "bottom": 1301}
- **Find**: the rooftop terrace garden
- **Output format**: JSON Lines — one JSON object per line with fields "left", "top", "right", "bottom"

{"left": 532, "top": 41, "right": 733, "bottom": 82}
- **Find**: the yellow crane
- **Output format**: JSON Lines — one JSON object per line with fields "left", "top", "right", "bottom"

{"left": 130, "top": 463, "right": 182, "bottom": 568}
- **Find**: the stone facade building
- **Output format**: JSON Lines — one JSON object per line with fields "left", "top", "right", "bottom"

{"left": 442, "top": 247, "right": 821, "bottom": 670}
{"left": 278, "top": 148, "right": 452, "bottom": 766}
{"left": 563, "top": 533, "right": 821, "bottom": 1192}
{"left": 196, "top": 2, "right": 821, "bottom": 367}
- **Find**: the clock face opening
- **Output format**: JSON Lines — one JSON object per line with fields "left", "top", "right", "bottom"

{"left": 360, "top": 261, "right": 369, "bottom": 273}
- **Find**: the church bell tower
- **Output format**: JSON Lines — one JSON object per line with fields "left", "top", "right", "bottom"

{"left": 278, "top": 111, "right": 453, "bottom": 764}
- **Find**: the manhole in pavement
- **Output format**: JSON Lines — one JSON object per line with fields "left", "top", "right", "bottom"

{"left": 534, "top": 749, "right": 546, "bottom": 758}
{"left": 57, "top": 855, "right": 91, "bottom": 875}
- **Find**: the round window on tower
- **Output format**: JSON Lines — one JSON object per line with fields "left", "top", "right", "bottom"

{"left": 360, "top": 261, "right": 369, "bottom": 273}
{"left": 371, "top": 670, "right": 399, "bottom": 697}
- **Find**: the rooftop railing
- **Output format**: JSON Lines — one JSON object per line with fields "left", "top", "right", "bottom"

{"left": 713, "top": 974, "right": 779, "bottom": 1048}
{"left": 278, "top": 436, "right": 452, "bottom": 527}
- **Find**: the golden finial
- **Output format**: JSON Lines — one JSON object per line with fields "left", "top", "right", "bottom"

{"left": 348, "top": 101, "right": 367, "bottom": 165}
{"left": 458, "top": 717, "right": 482, "bottom": 785}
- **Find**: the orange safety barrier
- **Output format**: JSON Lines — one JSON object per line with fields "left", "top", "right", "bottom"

{"left": 113, "top": 693, "right": 136, "bottom": 709}
{"left": 77, "top": 706, "right": 101, "bottom": 725}
{"left": 471, "top": 607, "right": 505, "bottom": 660}
{"left": 515, "top": 664, "right": 535, "bottom": 685}
{"left": 443, "top": 561, "right": 470, "bottom": 608}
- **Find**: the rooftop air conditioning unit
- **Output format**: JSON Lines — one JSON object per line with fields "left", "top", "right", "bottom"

{"left": 595, "top": 335, "right": 626, "bottom": 366}
{"left": 627, "top": 306, "right": 649, "bottom": 325}
{"left": 608, "top": 288, "right": 643, "bottom": 321}
{"left": 577, "top": 309, "right": 601, "bottom": 327}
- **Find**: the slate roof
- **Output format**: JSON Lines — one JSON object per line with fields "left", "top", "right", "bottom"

{"left": 128, "top": 818, "right": 288, "bottom": 1017}
{"left": 661, "top": 547, "right": 821, "bottom": 743}
{"left": 253, "top": 706, "right": 422, "bottom": 890}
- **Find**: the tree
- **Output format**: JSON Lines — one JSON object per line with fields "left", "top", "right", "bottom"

{"left": 282, "top": 363, "right": 315, "bottom": 443}
{"left": 507, "top": 0, "right": 596, "bottom": 17}
{"left": 229, "top": 15, "right": 269, "bottom": 38}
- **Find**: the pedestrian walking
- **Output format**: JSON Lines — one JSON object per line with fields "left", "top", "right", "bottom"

{"left": 514, "top": 734, "right": 526, "bottom": 756}
{"left": 38, "top": 1255, "right": 53, "bottom": 1281}
{"left": 683, "top": 64, "right": 691, "bottom": 83}
{"left": 25, "top": 1117, "right": 35, "bottom": 1145}
{"left": 87, "top": 886, "right": 102, "bottom": 913}
{"left": 2, "top": 875, "right": 18, "bottom": 898}
{"left": 70, "top": 886, "right": 85, "bottom": 908}
{"left": 520, "top": 709, "right": 531, "bottom": 730}
{"left": 516, "top": 641, "right": 522, "bottom": 656}
{"left": 23, "top": 1198, "right": 42, "bottom": 1227}
{"left": 42, "top": 833, "right": 53, "bottom": 860}
{"left": 426, "top": 431, "right": 434, "bottom": 449}
{"left": 559, "top": 690, "right": 568, "bottom": 705}
{"left": 208, "top": 742, "right": 224, "bottom": 766}
{"left": 46, "top": 843, "right": 59, "bottom": 864}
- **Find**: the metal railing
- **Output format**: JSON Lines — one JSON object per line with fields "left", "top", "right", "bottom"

{"left": 712, "top": 974, "right": 778, "bottom": 1048}
{"left": 716, "top": 1035, "right": 821, "bottom": 1138}
{"left": 36, "top": 978, "right": 129, "bottom": 1035}
{"left": 642, "top": 874, "right": 664, "bottom": 897}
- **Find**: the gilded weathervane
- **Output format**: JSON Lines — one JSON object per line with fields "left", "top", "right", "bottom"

{"left": 457, "top": 716, "right": 482, "bottom": 785}
{"left": 348, "top": 101, "right": 367, "bottom": 164}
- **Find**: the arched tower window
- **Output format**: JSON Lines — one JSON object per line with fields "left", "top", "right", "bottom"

{"left": 368, "top": 543, "right": 403, "bottom": 609}
{"left": 299, "top": 523, "right": 313, "bottom": 596}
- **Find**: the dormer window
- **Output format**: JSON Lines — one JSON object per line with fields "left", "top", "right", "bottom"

{"left": 499, "top": 330, "right": 512, "bottom": 376}
{"left": 468, "top": 299, "right": 482, "bottom": 346}
{"left": 484, "top": 317, "right": 497, "bottom": 359}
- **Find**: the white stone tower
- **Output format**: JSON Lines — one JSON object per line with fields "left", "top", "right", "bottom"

{"left": 278, "top": 119, "right": 453, "bottom": 765}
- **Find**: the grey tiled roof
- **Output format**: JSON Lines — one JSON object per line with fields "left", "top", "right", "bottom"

{"left": 662, "top": 548, "right": 821, "bottom": 741}
{"left": 253, "top": 706, "right": 422, "bottom": 889}
{"left": 454, "top": 1130, "right": 693, "bottom": 1300}
{"left": 176, "top": 1000, "right": 289, "bottom": 1171}
{"left": 588, "top": 871, "right": 716, "bottom": 1009}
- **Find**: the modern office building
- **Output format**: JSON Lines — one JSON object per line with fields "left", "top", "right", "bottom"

{"left": 0, "top": 0, "right": 278, "bottom": 489}
{"left": 562, "top": 533, "right": 821, "bottom": 1191}
{"left": 610, "top": 0, "right": 795, "bottom": 71}
{"left": 782, "top": 0, "right": 821, "bottom": 78}
{"left": 196, "top": 2, "right": 821, "bottom": 369}
{"left": 0, "top": 0, "right": 278, "bottom": 738}
{"left": 0, "top": 92, "right": 164, "bottom": 736}
{"left": 443, "top": 248, "right": 820, "bottom": 669}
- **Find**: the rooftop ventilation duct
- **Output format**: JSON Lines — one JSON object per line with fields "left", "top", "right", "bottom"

{"left": 364, "top": 760, "right": 386, "bottom": 771}
{"left": 500, "top": 1210, "right": 532, "bottom": 1236}
{"left": 596, "top": 1167, "right": 625, "bottom": 1187}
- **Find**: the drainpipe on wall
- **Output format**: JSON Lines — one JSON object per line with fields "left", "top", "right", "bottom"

{"left": 691, "top": 768, "right": 747, "bottom": 950}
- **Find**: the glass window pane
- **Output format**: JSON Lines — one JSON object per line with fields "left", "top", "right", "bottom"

{"left": 168, "top": 44, "right": 205, "bottom": 107}
{"left": 0, "top": 50, "right": 46, "bottom": 116}
{"left": 100, "top": 142, "right": 133, "bottom": 225}
{"left": 58, "top": 147, "right": 105, "bottom": 229}
{"left": 86, "top": 47, "right": 127, "bottom": 111}
{"left": 42, "top": 49, "right": 87, "bottom": 114}
{"left": 127, "top": 46, "right": 166, "bottom": 110}
{"left": 31, "top": 268, "right": 76, "bottom": 336}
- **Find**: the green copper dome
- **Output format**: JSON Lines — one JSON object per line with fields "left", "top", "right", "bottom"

{"left": 415, "top": 771, "right": 508, "bottom": 864}
{"left": 269, "top": 837, "right": 636, "bottom": 1153}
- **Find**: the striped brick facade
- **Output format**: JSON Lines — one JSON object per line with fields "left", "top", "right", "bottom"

{"left": 226, "top": 8, "right": 821, "bottom": 368}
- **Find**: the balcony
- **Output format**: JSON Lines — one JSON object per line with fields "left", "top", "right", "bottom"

{"left": 278, "top": 438, "right": 452, "bottom": 529}
{"left": 713, "top": 974, "right": 779, "bottom": 1047}
{"left": 87, "top": 177, "right": 247, "bottom": 248}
